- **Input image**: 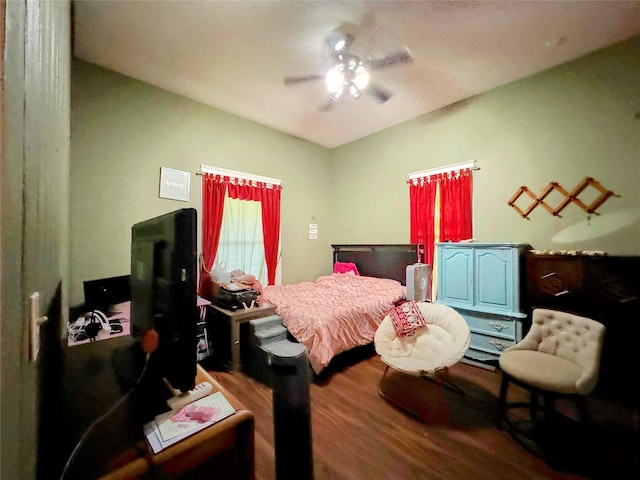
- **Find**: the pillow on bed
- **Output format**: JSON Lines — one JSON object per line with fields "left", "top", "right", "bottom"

{"left": 389, "top": 301, "right": 427, "bottom": 337}
{"left": 333, "top": 262, "right": 360, "bottom": 275}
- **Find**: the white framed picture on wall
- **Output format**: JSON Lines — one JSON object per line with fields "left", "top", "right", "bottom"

{"left": 159, "top": 167, "right": 191, "bottom": 202}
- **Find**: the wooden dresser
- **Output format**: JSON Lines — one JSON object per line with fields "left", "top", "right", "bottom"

{"left": 526, "top": 253, "right": 640, "bottom": 403}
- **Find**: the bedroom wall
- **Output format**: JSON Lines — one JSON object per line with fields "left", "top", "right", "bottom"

{"left": 329, "top": 36, "right": 640, "bottom": 257}
{"left": 71, "top": 36, "right": 640, "bottom": 305}
{"left": 70, "top": 59, "right": 332, "bottom": 306}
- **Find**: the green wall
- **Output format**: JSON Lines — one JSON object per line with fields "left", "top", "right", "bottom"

{"left": 71, "top": 36, "right": 640, "bottom": 306}
{"left": 329, "top": 37, "right": 640, "bottom": 253}
{"left": 70, "top": 59, "right": 332, "bottom": 305}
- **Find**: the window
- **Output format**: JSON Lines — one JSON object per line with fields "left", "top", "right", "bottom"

{"left": 199, "top": 165, "right": 282, "bottom": 294}
{"left": 217, "top": 196, "right": 267, "bottom": 285}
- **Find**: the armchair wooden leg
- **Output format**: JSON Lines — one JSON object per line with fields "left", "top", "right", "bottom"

{"left": 543, "top": 394, "right": 555, "bottom": 424}
{"left": 530, "top": 392, "right": 539, "bottom": 422}
{"left": 497, "top": 373, "right": 510, "bottom": 429}
{"left": 575, "top": 395, "right": 589, "bottom": 424}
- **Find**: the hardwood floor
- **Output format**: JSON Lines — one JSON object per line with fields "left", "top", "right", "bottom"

{"left": 206, "top": 347, "right": 638, "bottom": 480}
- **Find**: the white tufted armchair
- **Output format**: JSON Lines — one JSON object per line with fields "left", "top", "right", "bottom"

{"left": 497, "top": 308, "right": 606, "bottom": 429}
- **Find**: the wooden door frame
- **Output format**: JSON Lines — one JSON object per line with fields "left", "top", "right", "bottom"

{"left": 1, "top": 1, "right": 71, "bottom": 478}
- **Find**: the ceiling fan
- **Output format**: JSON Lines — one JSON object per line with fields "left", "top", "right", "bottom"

{"left": 283, "top": 29, "right": 413, "bottom": 110}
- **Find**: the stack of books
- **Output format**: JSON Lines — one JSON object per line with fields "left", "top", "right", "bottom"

{"left": 143, "top": 391, "right": 235, "bottom": 453}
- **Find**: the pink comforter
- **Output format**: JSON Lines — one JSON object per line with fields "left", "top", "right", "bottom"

{"left": 263, "top": 273, "right": 406, "bottom": 374}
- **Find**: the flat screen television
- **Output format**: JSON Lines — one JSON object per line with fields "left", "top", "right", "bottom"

{"left": 130, "top": 208, "right": 198, "bottom": 393}
{"left": 83, "top": 274, "right": 130, "bottom": 313}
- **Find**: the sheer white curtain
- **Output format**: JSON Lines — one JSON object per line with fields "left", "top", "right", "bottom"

{"left": 216, "top": 196, "right": 267, "bottom": 285}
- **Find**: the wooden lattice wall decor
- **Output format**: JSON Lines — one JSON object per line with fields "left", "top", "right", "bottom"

{"left": 508, "top": 177, "right": 615, "bottom": 219}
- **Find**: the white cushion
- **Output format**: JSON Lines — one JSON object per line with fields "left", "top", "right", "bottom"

{"left": 499, "top": 350, "right": 582, "bottom": 394}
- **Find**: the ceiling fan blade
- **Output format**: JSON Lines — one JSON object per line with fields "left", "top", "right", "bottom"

{"left": 367, "top": 48, "right": 413, "bottom": 70}
{"left": 367, "top": 83, "right": 392, "bottom": 104}
{"left": 318, "top": 99, "right": 336, "bottom": 112}
{"left": 284, "top": 74, "right": 324, "bottom": 86}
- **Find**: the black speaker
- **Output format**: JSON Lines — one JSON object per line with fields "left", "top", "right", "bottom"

{"left": 270, "top": 343, "right": 313, "bottom": 480}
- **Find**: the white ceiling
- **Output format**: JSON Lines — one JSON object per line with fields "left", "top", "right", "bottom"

{"left": 73, "top": 1, "right": 640, "bottom": 149}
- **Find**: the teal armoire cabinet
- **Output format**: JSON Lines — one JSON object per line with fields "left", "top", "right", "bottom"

{"left": 435, "top": 242, "right": 531, "bottom": 367}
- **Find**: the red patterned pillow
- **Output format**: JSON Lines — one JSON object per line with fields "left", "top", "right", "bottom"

{"left": 389, "top": 301, "right": 427, "bottom": 337}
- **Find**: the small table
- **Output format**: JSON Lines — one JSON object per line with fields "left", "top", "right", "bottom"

{"left": 102, "top": 365, "right": 255, "bottom": 479}
{"left": 207, "top": 303, "right": 277, "bottom": 372}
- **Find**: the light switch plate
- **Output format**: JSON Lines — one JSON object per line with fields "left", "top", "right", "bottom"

{"left": 29, "top": 292, "right": 48, "bottom": 362}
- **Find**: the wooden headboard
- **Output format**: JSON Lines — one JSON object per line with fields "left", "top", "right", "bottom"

{"left": 331, "top": 244, "right": 424, "bottom": 285}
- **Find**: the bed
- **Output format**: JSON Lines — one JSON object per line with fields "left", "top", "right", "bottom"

{"left": 263, "top": 244, "right": 423, "bottom": 374}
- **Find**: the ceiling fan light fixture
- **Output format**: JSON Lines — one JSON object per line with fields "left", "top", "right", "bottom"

{"left": 325, "top": 64, "right": 346, "bottom": 100}
{"left": 352, "top": 64, "right": 370, "bottom": 91}
{"left": 284, "top": 29, "right": 411, "bottom": 109}
{"left": 325, "top": 57, "right": 370, "bottom": 101}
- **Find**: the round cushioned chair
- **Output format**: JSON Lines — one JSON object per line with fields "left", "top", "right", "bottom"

{"left": 497, "top": 308, "right": 606, "bottom": 432}
{"left": 374, "top": 302, "right": 471, "bottom": 400}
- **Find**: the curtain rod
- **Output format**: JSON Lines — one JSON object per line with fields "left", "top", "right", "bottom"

{"left": 196, "top": 164, "right": 282, "bottom": 186}
{"left": 408, "top": 160, "right": 479, "bottom": 180}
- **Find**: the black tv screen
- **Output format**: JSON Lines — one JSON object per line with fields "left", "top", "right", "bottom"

{"left": 83, "top": 274, "right": 130, "bottom": 313}
{"left": 130, "top": 208, "right": 198, "bottom": 393}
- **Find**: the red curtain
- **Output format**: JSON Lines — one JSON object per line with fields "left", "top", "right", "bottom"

{"left": 259, "top": 185, "right": 282, "bottom": 286}
{"left": 409, "top": 168, "right": 473, "bottom": 267}
{"left": 201, "top": 175, "right": 282, "bottom": 290}
{"left": 226, "top": 179, "right": 282, "bottom": 286}
{"left": 440, "top": 169, "right": 473, "bottom": 243}
{"left": 410, "top": 176, "right": 438, "bottom": 266}
{"left": 200, "top": 174, "right": 228, "bottom": 294}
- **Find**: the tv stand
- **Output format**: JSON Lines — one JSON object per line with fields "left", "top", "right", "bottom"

{"left": 60, "top": 336, "right": 254, "bottom": 479}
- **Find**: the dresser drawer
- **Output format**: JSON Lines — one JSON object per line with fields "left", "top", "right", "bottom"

{"left": 464, "top": 348, "right": 498, "bottom": 363}
{"left": 459, "top": 310, "right": 520, "bottom": 340}
{"left": 470, "top": 331, "right": 515, "bottom": 355}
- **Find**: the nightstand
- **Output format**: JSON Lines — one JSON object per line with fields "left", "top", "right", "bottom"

{"left": 206, "top": 303, "right": 277, "bottom": 372}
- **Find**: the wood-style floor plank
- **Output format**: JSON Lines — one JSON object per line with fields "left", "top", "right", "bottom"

{"left": 206, "top": 347, "right": 638, "bottom": 480}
